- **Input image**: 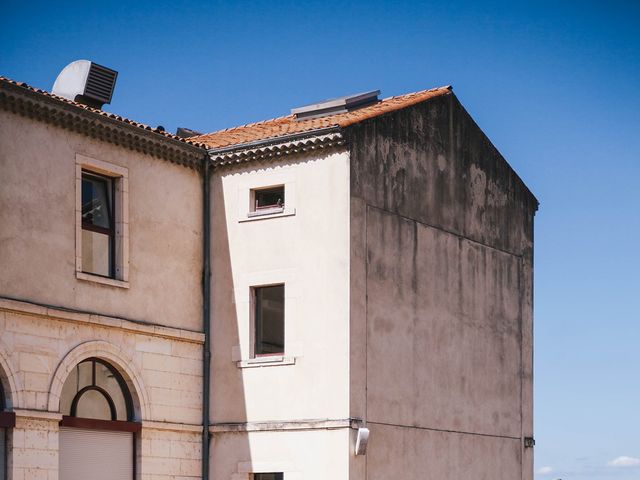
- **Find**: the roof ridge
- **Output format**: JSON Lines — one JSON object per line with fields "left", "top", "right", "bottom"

{"left": 218, "top": 113, "right": 293, "bottom": 132}
{"left": 193, "top": 85, "right": 453, "bottom": 148}
{"left": 380, "top": 85, "right": 452, "bottom": 102}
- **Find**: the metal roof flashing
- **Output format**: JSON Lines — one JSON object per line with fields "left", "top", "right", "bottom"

{"left": 291, "top": 90, "right": 380, "bottom": 120}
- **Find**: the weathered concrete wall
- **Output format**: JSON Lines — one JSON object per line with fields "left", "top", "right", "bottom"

{"left": 0, "top": 110, "right": 203, "bottom": 331}
{"left": 367, "top": 422, "right": 521, "bottom": 480}
{"left": 348, "top": 92, "right": 536, "bottom": 256}
{"left": 348, "top": 93, "right": 536, "bottom": 479}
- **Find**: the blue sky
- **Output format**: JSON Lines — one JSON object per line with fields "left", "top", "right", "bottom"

{"left": 2, "top": 1, "right": 639, "bottom": 478}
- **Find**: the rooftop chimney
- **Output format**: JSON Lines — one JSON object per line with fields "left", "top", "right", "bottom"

{"left": 291, "top": 89, "right": 380, "bottom": 120}
{"left": 52, "top": 60, "right": 118, "bottom": 109}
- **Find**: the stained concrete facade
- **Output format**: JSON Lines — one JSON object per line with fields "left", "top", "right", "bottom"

{"left": 347, "top": 93, "right": 536, "bottom": 479}
{"left": 1, "top": 76, "right": 536, "bottom": 480}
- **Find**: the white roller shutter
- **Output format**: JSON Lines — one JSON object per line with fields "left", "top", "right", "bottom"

{"left": 0, "top": 428, "right": 5, "bottom": 480}
{"left": 59, "top": 427, "right": 133, "bottom": 480}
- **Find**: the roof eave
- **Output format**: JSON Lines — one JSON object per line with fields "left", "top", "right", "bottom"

{"left": 209, "top": 127, "right": 346, "bottom": 167}
{"left": 0, "top": 78, "right": 206, "bottom": 169}
{"left": 207, "top": 125, "right": 342, "bottom": 155}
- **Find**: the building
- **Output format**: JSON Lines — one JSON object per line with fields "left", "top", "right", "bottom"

{"left": 0, "top": 73, "right": 207, "bottom": 480}
{"left": 0, "top": 66, "right": 537, "bottom": 480}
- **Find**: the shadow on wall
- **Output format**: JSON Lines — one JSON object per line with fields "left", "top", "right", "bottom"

{"left": 210, "top": 174, "right": 251, "bottom": 479}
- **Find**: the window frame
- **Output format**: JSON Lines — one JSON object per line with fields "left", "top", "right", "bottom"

{"left": 233, "top": 269, "right": 300, "bottom": 368}
{"left": 0, "top": 383, "right": 6, "bottom": 480}
{"left": 62, "top": 358, "right": 134, "bottom": 422}
{"left": 75, "top": 155, "right": 130, "bottom": 288}
{"left": 59, "top": 358, "right": 140, "bottom": 433}
{"left": 81, "top": 170, "right": 116, "bottom": 278}
{"left": 248, "top": 185, "right": 285, "bottom": 217}
{"left": 254, "top": 474, "right": 284, "bottom": 480}
{"left": 0, "top": 382, "right": 15, "bottom": 428}
{"left": 253, "top": 284, "right": 286, "bottom": 357}
{"left": 236, "top": 173, "right": 296, "bottom": 223}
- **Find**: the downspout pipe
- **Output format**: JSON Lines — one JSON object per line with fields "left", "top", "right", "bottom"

{"left": 202, "top": 154, "right": 212, "bottom": 480}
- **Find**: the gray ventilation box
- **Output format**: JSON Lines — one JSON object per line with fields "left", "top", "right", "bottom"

{"left": 176, "top": 127, "right": 204, "bottom": 138}
{"left": 291, "top": 90, "right": 380, "bottom": 120}
{"left": 52, "top": 60, "right": 118, "bottom": 109}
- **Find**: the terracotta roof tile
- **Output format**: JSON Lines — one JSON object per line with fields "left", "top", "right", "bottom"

{"left": 194, "top": 86, "right": 452, "bottom": 149}
{"left": 0, "top": 76, "right": 207, "bottom": 149}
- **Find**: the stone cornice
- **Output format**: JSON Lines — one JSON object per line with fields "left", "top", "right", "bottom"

{"left": 210, "top": 417, "right": 364, "bottom": 433}
{"left": 0, "top": 78, "right": 206, "bottom": 169}
{"left": 0, "top": 296, "right": 205, "bottom": 344}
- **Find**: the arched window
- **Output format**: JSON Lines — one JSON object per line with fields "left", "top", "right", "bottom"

{"left": 60, "top": 358, "right": 133, "bottom": 422}
{"left": 59, "top": 358, "right": 139, "bottom": 480}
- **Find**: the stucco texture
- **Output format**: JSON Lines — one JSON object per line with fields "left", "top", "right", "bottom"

{"left": 211, "top": 149, "right": 351, "bottom": 424}
{"left": 348, "top": 92, "right": 535, "bottom": 480}
{"left": 0, "top": 110, "right": 203, "bottom": 331}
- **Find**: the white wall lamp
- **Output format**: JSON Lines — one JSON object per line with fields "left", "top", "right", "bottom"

{"left": 355, "top": 427, "right": 370, "bottom": 456}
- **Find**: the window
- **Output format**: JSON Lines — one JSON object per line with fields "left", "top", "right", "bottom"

{"left": 234, "top": 270, "right": 298, "bottom": 368}
{"left": 254, "top": 474, "right": 283, "bottom": 480}
{"left": 249, "top": 185, "right": 285, "bottom": 217}
{"left": 237, "top": 175, "right": 296, "bottom": 223}
{"left": 75, "top": 155, "right": 129, "bottom": 287}
{"left": 0, "top": 383, "right": 7, "bottom": 480}
{"left": 254, "top": 284, "right": 285, "bottom": 356}
{"left": 0, "top": 375, "right": 16, "bottom": 480}
{"left": 60, "top": 358, "right": 132, "bottom": 421}
{"left": 81, "top": 171, "right": 115, "bottom": 278}
{"left": 58, "top": 358, "right": 138, "bottom": 480}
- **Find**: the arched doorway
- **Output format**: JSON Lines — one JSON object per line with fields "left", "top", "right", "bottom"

{"left": 0, "top": 379, "right": 16, "bottom": 480}
{"left": 59, "top": 358, "right": 140, "bottom": 480}
{"left": 1, "top": 382, "right": 6, "bottom": 480}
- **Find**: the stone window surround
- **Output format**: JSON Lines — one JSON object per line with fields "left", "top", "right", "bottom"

{"left": 75, "top": 154, "right": 130, "bottom": 288}
{"left": 236, "top": 171, "right": 296, "bottom": 223}
{"left": 232, "top": 269, "right": 302, "bottom": 368}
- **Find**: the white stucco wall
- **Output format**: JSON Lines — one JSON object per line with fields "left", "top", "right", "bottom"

{"left": 212, "top": 429, "right": 350, "bottom": 480}
{"left": 211, "top": 148, "right": 352, "bottom": 478}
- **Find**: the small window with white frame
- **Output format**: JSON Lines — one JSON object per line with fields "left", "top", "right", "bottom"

{"left": 248, "top": 185, "right": 285, "bottom": 217}
{"left": 76, "top": 154, "right": 129, "bottom": 288}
